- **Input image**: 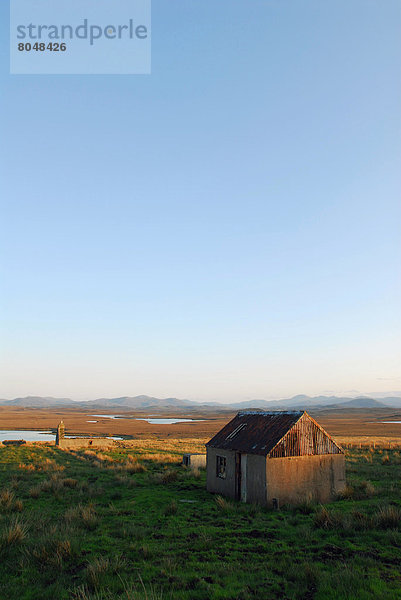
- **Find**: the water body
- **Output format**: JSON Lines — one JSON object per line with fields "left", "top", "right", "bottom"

{"left": 381, "top": 421, "right": 401, "bottom": 424}
{"left": 70, "top": 435, "right": 123, "bottom": 440}
{"left": 0, "top": 430, "right": 55, "bottom": 442}
{"left": 91, "top": 414, "right": 206, "bottom": 425}
{"left": 91, "top": 414, "right": 124, "bottom": 419}
{"left": 134, "top": 418, "right": 205, "bottom": 425}
{"left": 0, "top": 430, "right": 123, "bottom": 442}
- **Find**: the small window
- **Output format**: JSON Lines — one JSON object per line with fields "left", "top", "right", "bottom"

{"left": 216, "top": 455, "right": 226, "bottom": 479}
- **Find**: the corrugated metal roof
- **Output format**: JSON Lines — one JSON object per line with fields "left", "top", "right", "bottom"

{"left": 206, "top": 411, "right": 303, "bottom": 455}
{"left": 206, "top": 410, "right": 343, "bottom": 456}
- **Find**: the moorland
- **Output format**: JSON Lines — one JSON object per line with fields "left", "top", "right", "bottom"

{"left": 1, "top": 405, "right": 401, "bottom": 442}
{"left": 0, "top": 407, "right": 401, "bottom": 599}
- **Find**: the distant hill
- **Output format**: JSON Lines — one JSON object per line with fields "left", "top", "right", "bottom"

{"left": 90, "top": 395, "right": 192, "bottom": 409}
{"left": 372, "top": 397, "right": 401, "bottom": 408}
{"left": 332, "top": 398, "right": 385, "bottom": 409}
{"left": 0, "top": 396, "right": 74, "bottom": 408}
{"left": 231, "top": 395, "right": 399, "bottom": 410}
{"left": 1, "top": 394, "right": 401, "bottom": 410}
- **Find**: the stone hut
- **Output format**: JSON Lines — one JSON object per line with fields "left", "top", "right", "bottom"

{"left": 206, "top": 410, "right": 345, "bottom": 506}
{"left": 182, "top": 453, "right": 206, "bottom": 469}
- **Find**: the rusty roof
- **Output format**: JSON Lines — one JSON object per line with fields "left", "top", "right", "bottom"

{"left": 206, "top": 411, "right": 304, "bottom": 455}
{"left": 206, "top": 410, "right": 343, "bottom": 456}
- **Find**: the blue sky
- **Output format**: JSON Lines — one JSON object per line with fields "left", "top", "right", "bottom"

{"left": 1, "top": 0, "right": 400, "bottom": 401}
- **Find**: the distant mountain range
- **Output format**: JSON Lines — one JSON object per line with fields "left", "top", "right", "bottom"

{"left": 1, "top": 394, "right": 401, "bottom": 410}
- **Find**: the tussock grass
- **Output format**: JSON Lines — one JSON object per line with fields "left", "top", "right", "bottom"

{"left": 72, "top": 576, "right": 164, "bottom": 600}
{"left": 29, "top": 538, "right": 73, "bottom": 568}
{"left": 0, "top": 488, "right": 23, "bottom": 512}
{"left": 294, "top": 495, "right": 315, "bottom": 515}
{"left": 350, "top": 509, "right": 373, "bottom": 530}
{"left": 41, "top": 458, "right": 65, "bottom": 472}
{"left": 141, "top": 453, "right": 180, "bottom": 464}
{"left": 114, "top": 474, "right": 136, "bottom": 487}
{"left": 151, "top": 469, "right": 178, "bottom": 484}
{"left": 314, "top": 506, "right": 342, "bottom": 529}
{"left": 76, "top": 450, "right": 148, "bottom": 474}
{"left": 19, "top": 458, "right": 65, "bottom": 473}
{"left": 71, "top": 585, "right": 107, "bottom": 600}
{"left": 2, "top": 516, "right": 28, "bottom": 545}
{"left": 14, "top": 499, "right": 23, "bottom": 512}
{"left": 215, "top": 495, "right": 236, "bottom": 512}
{"left": 119, "top": 461, "right": 147, "bottom": 474}
{"left": 315, "top": 504, "right": 401, "bottom": 532}
{"left": 65, "top": 503, "right": 98, "bottom": 530}
{"left": 63, "top": 477, "right": 78, "bottom": 488}
{"left": 29, "top": 484, "right": 42, "bottom": 498}
{"left": 85, "top": 555, "right": 128, "bottom": 590}
{"left": 190, "top": 467, "right": 201, "bottom": 479}
{"left": 160, "top": 469, "right": 178, "bottom": 483}
{"left": 340, "top": 479, "right": 375, "bottom": 500}
{"left": 164, "top": 500, "right": 178, "bottom": 516}
{"left": 375, "top": 505, "right": 401, "bottom": 529}
{"left": 30, "top": 476, "right": 83, "bottom": 497}
{"left": 85, "top": 557, "right": 112, "bottom": 589}
{"left": 0, "top": 488, "right": 15, "bottom": 510}
{"left": 18, "top": 463, "right": 36, "bottom": 471}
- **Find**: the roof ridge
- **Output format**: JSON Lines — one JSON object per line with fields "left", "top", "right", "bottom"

{"left": 237, "top": 410, "right": 304, "bottom": 416}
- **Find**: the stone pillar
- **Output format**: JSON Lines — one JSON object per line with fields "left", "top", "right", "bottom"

{"left": 56, "top": 421, "right": 65, "bottom": 446}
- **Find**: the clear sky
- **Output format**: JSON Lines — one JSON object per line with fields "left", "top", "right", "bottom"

{"left": 1, "top": 0, "right": 400, "bottom": 402}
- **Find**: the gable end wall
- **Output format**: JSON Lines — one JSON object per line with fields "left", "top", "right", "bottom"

{"left": 269, "top": 413, "right": 342, "bottom": 458}
{"left": 266, "top": 453, "right": 346, "bottom": 505}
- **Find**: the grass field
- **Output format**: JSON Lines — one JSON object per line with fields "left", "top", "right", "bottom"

{"left": 0, "top": 441, "right": 401, "bottom": 600}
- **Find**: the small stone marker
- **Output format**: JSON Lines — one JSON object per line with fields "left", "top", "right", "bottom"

{"left": 56, "top": 421, "right": 65, "bottom": 446}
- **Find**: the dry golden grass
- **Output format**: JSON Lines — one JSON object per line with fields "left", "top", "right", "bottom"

{"left": 18, "top": 458, "right": 65, "bottom": 473}
{"left": 120, "top": 437, "right": 208, "bottom": 454}
{"left": 72, "top": 449, "right": 148, "bottom": 474}
{"left": 0, "top": 489, "right": 23, "bottom": 512}
{"left": 375, "top": 505, "right": 401, "bottom": 528}
{"left": 2, "top": 516, "right": 28, "bottom": 544}
{"left": 65, "top": 503, "right": 98, "bottom": 530}
{"left": 0, "top": 488, "right": 15, "bottom": 510}
{"left": 337, "top": 436, "right": 401, "bottom": 449}
{"left": 18, "top": 463, "right": 36, "bottom": 471}
{"left": 29, "top": 484, "right": 42, "bottom": 499}
{"left": 30, "top": 539, "right": 73, "bottom": 568}
{"left": 140, "top": 452, "right": 180, "bottom": 463}
{"left": 215, "top": 495, "right": 235, "bottom": 512}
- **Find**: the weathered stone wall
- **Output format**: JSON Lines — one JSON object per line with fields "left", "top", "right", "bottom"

{"left": 57, "top": 438, "right": 116, "bottom": 450}
{"left": 206, "top": 449, "right": 345, "bottom": 506}
{"left": 206, "top": 447, "right": 237, "bottom": 499}
{"left": 265, "top": 453, "right": 346, "bottom": 506}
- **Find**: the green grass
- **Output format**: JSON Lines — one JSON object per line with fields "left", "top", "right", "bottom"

{"left": 0, "top": 444, "right": 400, "bottom": 599}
